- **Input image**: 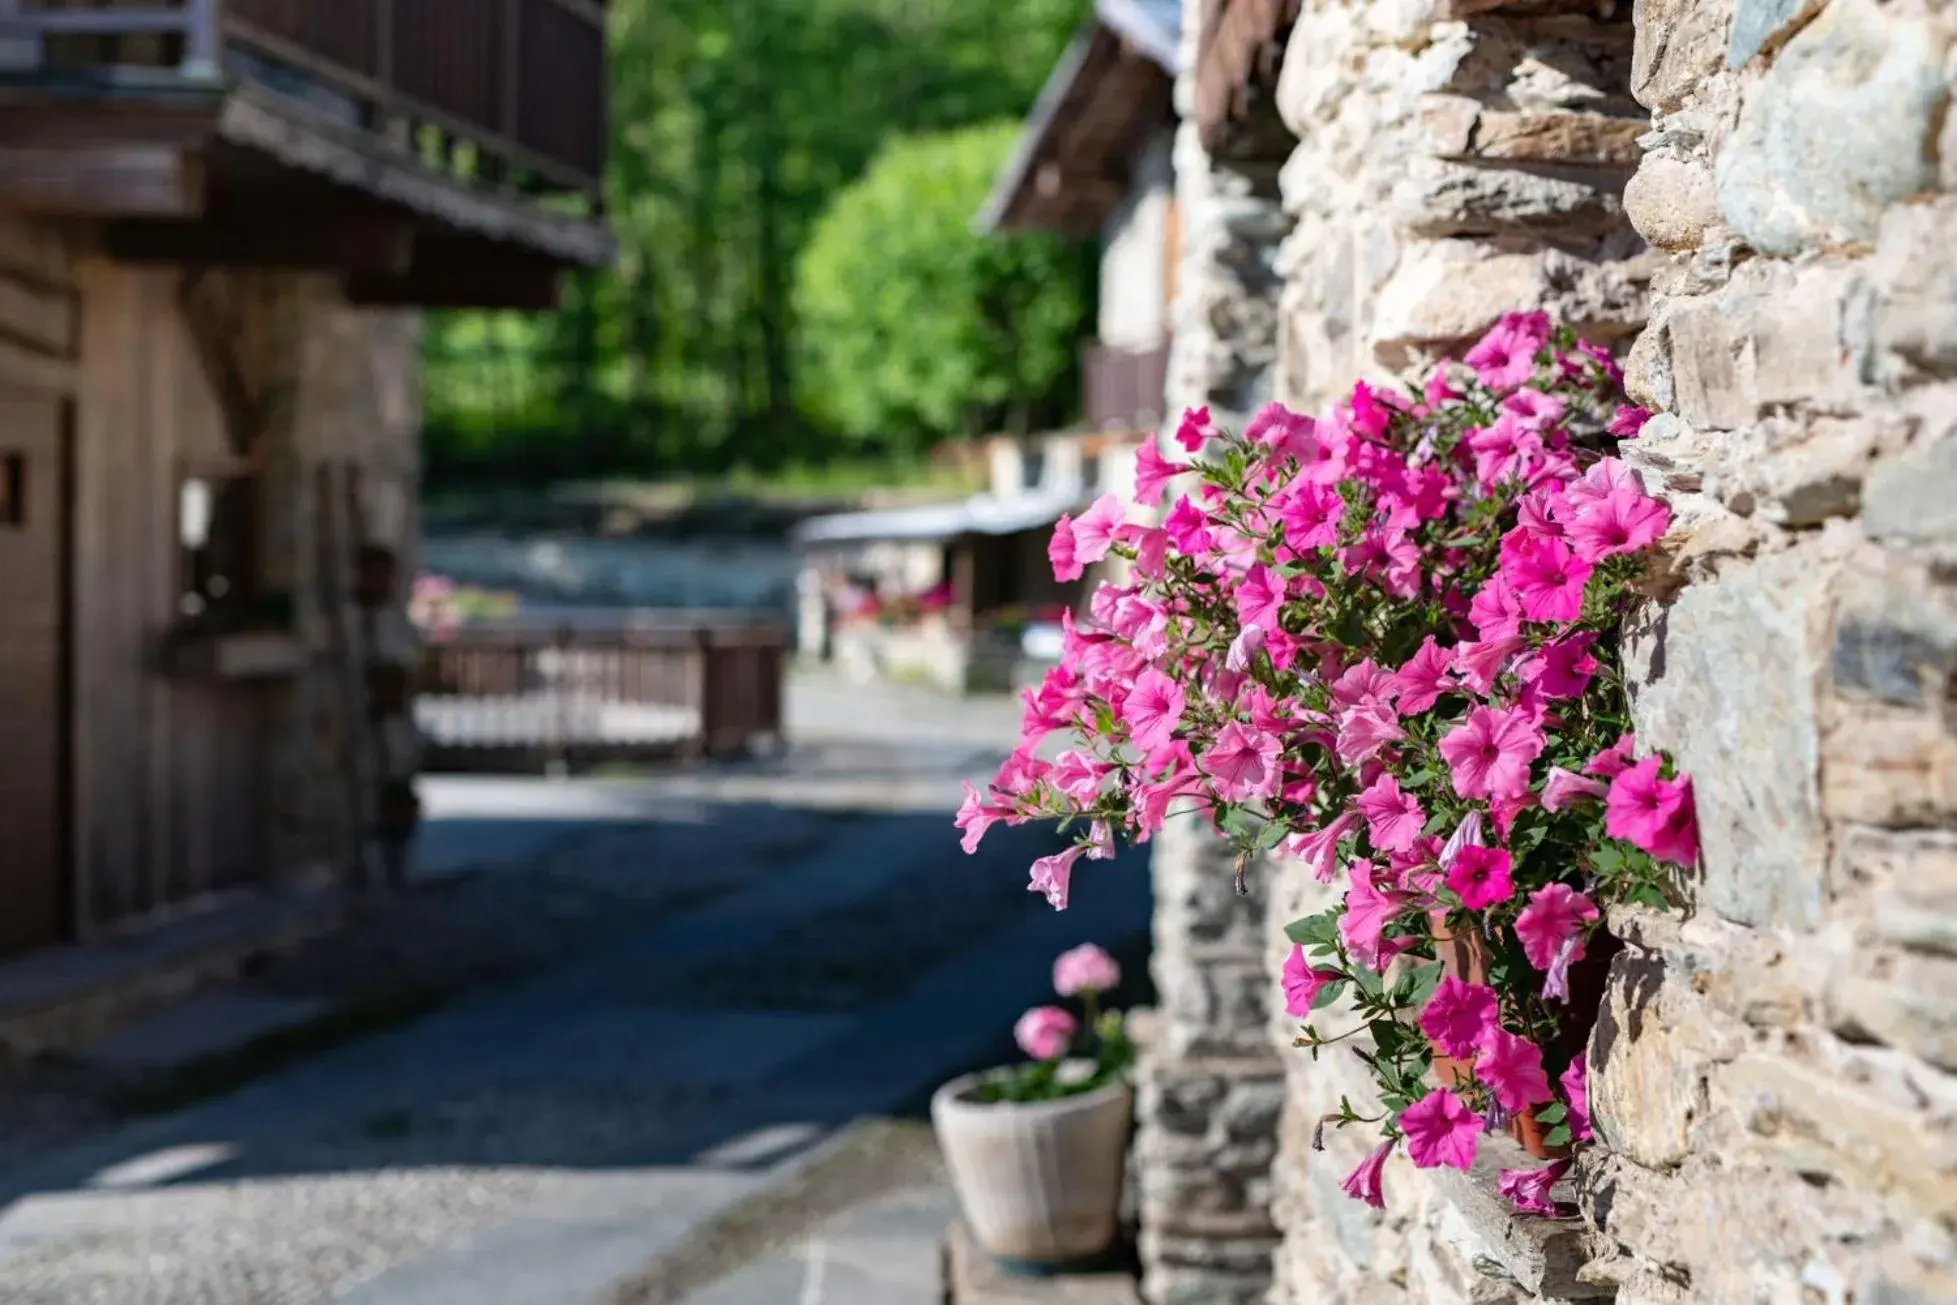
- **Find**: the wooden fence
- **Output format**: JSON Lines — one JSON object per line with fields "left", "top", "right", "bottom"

{"left": 415, "top": 617, "right": 788, "bottom": 772}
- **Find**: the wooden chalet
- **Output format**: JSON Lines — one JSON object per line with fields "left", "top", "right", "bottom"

{"left": 0, "top": 0, "right": 612, "bottom": 961}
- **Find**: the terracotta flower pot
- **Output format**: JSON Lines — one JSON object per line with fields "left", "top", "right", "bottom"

{"left": 931, "top": 1070, "right": 1132, "bottom": 1270}
{"left": 1427, "top": 909, "right": 1571, "bottom": 1162}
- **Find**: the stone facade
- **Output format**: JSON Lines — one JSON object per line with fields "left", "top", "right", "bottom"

{"left": 1128, "top": 9, "right": 1295, "bottom": 1301}
{"left": 1175, "top": 0, "right": 1957, "bottom": 1301}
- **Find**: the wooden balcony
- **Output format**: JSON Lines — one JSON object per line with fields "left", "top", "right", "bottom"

{"left": 0, "top": 0, "right": 613, "bottom": 296}
{"left": 1083, "top": 339, "right": 1170, "bottom": 433}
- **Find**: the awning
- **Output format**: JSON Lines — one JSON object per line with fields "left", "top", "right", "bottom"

{"left": 792, "top": 491, "right": 1084, "bottom": 547}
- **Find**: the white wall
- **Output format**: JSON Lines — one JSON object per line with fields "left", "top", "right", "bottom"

{"left": 1097, "top": 128, "right": 1176, "bottom": 350}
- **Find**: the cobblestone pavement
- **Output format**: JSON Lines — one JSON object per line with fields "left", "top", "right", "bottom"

{"left": 0, "top": 672, "right": 1152, "bottom": 1304}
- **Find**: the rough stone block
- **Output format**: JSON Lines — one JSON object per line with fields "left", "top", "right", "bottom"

{"left": 1662, "top": 297, "right": 1754, "bottom": 430}
{"left": 1457, "top": 111, "right": 1648, "bottom": 168}
{"left": 1863, "top": 435, "right": 1957, "bottom": 546}
{"left": 1714, "top": 1050, "right": 1957, "bottom": 1219}
{"left": 1726, "top": 0, "right": 1823, "bottom": 66}
{"left": 1832, "top": 574, "right": 1957, "bottom": 710}
{"left": 1426, "top": 1133, "right": 1616, "bottom": 1299}
{"left": 1830, "top": 956, "right": 1957, "bottom": 1072}
{"left": 1624, "top": 154, "right": 1720, "bottom": 251}
{"left": 1624, "top": 545, "right": 1832, "bottom": 928}
{"left": 1217, "top": 1079, "right": 1286, "bottom": 1141}
{"left": 1631, "top": 0, "right": 1731, "bottom": 112}
{"left": 1588, "top": 943, "right": 1744, "bottom": 1167}
{"left": 1846, "top": 827, "right": 1957, "bottom": 957}
{"left": 1715, "top": 0, "right": 1947, "bottom": 256}
{"left": 1393, "top": 156, "right": 1628, "bottom": 240}
{"left": 1869, "top": 203, "right": 1957, "bottom": 382}
{"left": 1740, "top": 416, "right": 1899, "bottom": 528}
{"left": 1821, "top": 700, "right": 1957, "bottom": 828}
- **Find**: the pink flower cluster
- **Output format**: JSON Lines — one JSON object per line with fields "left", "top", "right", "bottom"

{"left": 956, "top": 312, "right": 1697, "bottom": 1214}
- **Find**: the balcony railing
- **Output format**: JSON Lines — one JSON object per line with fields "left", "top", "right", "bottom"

{"left": 1083, "top": 339, "right": 1171, "bottom": 433}
{"left": 3, "top": 0, "right": 608, "bottom": 200}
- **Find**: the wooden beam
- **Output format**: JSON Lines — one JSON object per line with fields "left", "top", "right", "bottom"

{"left": 102, "top": 215, "right": 416, "bottom": 274}
{"left": 343, "top": 264, "right": 561, "bottom": 311}
{"left": 0, "top": 146, "right": 204, "bottom": 218}
{"left": 0, "top": 333, "right": 75, "bottom": 394}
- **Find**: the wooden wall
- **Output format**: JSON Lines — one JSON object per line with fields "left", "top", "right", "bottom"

{"left": 72, "top": 263, "right": 272, "bottom": 934}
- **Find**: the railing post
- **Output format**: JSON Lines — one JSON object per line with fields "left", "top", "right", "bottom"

{"left": 502, "top": 0, "right": 522, "bottom": 140}
{"left": 692, "top": 626, "right": 716, "bottom": 759}
{"left": 182, "top": 0, "right": 220, "bottom": 80}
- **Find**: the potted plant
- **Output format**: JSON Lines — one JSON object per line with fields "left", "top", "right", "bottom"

{"left": 957, "top": 313, "right": 1701, "bottom": 1218}
{"left": 932, "top": 943, "right": 1135, "bottom": 1271}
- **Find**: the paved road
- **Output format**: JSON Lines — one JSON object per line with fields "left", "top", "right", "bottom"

{"left": 0, "top": 673, "right": 1150, "bottom": 1305}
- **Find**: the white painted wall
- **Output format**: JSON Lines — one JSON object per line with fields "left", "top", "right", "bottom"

{"left": 1096, "top": 129, "right": 1176, "bottom": 350}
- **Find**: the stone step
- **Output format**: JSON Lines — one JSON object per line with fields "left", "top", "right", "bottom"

{"left": 76, "top": 990, "right": 337, "bottom": 1078}
{"left": 945, "top": 1221, "right": 1140, "bottom": 1305}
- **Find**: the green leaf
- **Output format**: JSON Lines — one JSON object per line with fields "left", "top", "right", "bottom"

{"left": 1311, "top": 980, "right": 1348, "bottom": 1010}
{"left": 1535, "top": 1102, "right": 1568, "bottom": 1124}
{"left": 1543, "top": 1124, "right": 1573, "bottom": 1148}
{"left": 1285, "top": 914, "right": 1340, "bottom": 947}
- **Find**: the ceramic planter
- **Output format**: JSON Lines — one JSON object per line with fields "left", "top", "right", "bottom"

{"left": 931, "top": 1070, "right": 1132, "bottom": 1269}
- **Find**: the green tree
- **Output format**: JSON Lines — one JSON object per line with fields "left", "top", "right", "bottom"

{"left": 797, "top": 122, "right": 1087, "bottom": 453}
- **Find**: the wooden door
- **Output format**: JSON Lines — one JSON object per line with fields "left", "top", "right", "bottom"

{"left": 0, "top": 395, "right": 70, "bottom": 957}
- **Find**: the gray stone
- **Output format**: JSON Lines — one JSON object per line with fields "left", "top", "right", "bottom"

{"left": 1588, "top": 945, "right": 1741, "bottom": 1169}
{"left": 1863, "top": 437, "right": 1957, "bottom": 545}
{"left": 1851, "top": 828, "right": 1957, "bottom": 957}
{"left": 1870, "top": 203, "right": 1957, "bottom": 380}
{"left": 1632, "top": 0, "right": 1731, "bottom": 112}
{"left": 1217, "top": 1079, "right": 1286, "bottom": 1141}
{"left": 1624, "top": 545, "right": 1832, "bottom": 929}
{"left": 1427, "top": 1134, "right": 1616, "bottom": 1299}
{"left": 1624, "top": 155, "right": 1720, "bottom": 251}
{"left": 1832, "top": 583, "right": 1957, "bottom": 709}
{"left": 1727, "top": 0, "right": 1823, "bottom": 66}
{"left": 1715, "top": 0, "right": 1947, "bottom": 256}
{"left": 1832, "top": 958, "right": 1957, "bottom": 1073}
{"left": 1393, "top": 157, "right": 1627, "bottom": 240}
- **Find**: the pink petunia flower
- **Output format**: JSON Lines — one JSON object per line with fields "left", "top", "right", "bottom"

{"left": 1440, "top": 705, "right": 1547, "bottom": 800}
{"left": 1123, "top": 668, "right": 1186, "bottom": 755}
{"left": 1134, "top": 440, "right": 1182, "bottom": 507}
{"left": 1425, "top": 364, "right": 1462, "bottom": 408}
{"left": 1467, "top": 414, "right": 1544, "bottom": 489}
{"left": 1027, "top": 844, "right": 1086, "bottom": 910}
{"left": 1284, "top": 812, "right": 1359, "bottom": 883}
{"left": 1330, "top": 659, "right": 1398, "bottom": 711}
{"left": 1452, "top": 634, "right": 1527, "bottom": 697}
{"left": 1445, "top": 844, "right": 1515, "bottom": 910}
{"left": 1173, "top": 405, "right": 1218, "bottom": 453}
{"left": 1540, "top": 766, "right": 1609, "bottom": 813}
{"left": 1053, "top": 943, "right": 1121, "bottom": 996}
{"left": 1464, "top": 311, "right": 1551, "bottom": 392}
{"left": 1419, "top": 975, "right": 1499, "bottom": 1058}
{"left": 1050, "top": 750, "right": 1107, "bottom": 804}
{"left": 1561, "top": 1052, "right": 1593, "bottom": 1142}
{"left": 1393, "top": 636, "right": 1457, "bottom": 715}
{"left": 1342, "top": 1139, "right": 1394, "bottom": 1208}
{"left": 1399, "top": 1088, "right": 1484, "bottom": 1171}
{"left": 1356, "top": 772, "right": 1427, "bottom": 854}
{"left": 1277, "top": 481, "right": 1344, "bottom": 551}
{"left": 1605, "top": 755, "right": 1698, "bottom": 865}
{"left": 1522, "top": 632, "right": 1599, "bottom": 699}
{"left": 1130, "top": 526, "right": 1169, "bottom": 576}
{"left": 1498, "top": 1160, "right": 1569, "bottom": 1216}
{"left": 1503, "top": 536, "right": 1593, "bottom": 624}
{"left": 1340, "top": 859, "right": 1412, "bottom": 971}
{"left": 956, "top": 782, "right": 1010, "bottom": 854}
{"left": 1503, "top": 387, "right": 1566, "bottom": 431}
{"left": 1049, "top": 515, "right": 1082, "bottom": 582}
{"left": 1608, "top": 404, "right": 1652, "bottom": 438}
{"left": 1336, "top": 698, "right": 1406, "bottom": 766}
{"left": 1584, "top": 732, "right": 1636, "bottom": 778}
{"left": 1235, "top": 563, "right": 1286, "bottom": 632}
{"left": 1438, "top": 811, "right": 1484, "bottom": 870}
{"left": 1226, "top": 622, "right": 1266, "bottom": 672}
{"left": 1204, "top": 721, "right": 1283, "bottom": 802}
{"left": 1565, "top": 487, "right": 1671, "bottom": 563}
{"left": 1474, "top": 1028, "right": 1553, "bottom": 1111}
{"left": 1014, "top": 1005, "right": 1078, "bottom": 1060}
{"left": 1470, "top": 572, "right": 1524, "bottom": 640}
{"left": 1556, "top": 458, "right": 1642, "bottom": 519}
{"left": 1163, "top": 495, "right": 1216, "bottom": 556}
{"left": 1072, "top": 494, "right": 1128, "bottom": 566}
{"left": 1282, "top": 944, "right": 1340, "bottom": 1016}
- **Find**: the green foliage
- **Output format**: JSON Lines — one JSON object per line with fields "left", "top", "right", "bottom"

{"left": 796, "top": 123, "right": 1087, "bottom": 449}
{"left": 423, "top": 0, "right": 1096, "bottom": 487}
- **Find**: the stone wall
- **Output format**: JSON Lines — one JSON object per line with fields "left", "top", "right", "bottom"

{"left": 1245, "top": 0, "right": 1957, "bottom": 1300}
{"left": 1129, "top": 8, "right": 1295, "bottom": 1303}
